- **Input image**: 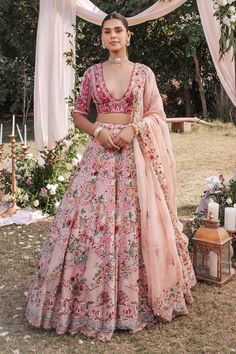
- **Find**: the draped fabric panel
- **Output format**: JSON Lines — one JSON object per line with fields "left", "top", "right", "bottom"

{"left": 196, "top": 0, "right": 236, "bottom": 107}
{"left": 34, "top": 0, "right": 76, "bottom": 150}
{"left": 76, "top": 0, "right": 187, "bottom": 26}
{"left": 34, "top": 0, "right": 236, "bottom": 150}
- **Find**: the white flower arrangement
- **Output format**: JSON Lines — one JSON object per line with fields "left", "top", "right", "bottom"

{"left": 204, "top": 175, "right": 224, "bottom": 190}
{"left": 46, "top": 183, "right": 58, "bottom": 195}
{"left": 72, "top": 152, "right": 83, "bottom": 166}
{"left": 58, "top": 175, "right": 65, "bottom": 182}
{"left": 33, "top": 200, "right": 40, "bottom": 207}
{"left": 213, "top": 0, "right": 236, "bottom": 58}
{"left": 55, "top": 201, "right": 60, "bottom": 209}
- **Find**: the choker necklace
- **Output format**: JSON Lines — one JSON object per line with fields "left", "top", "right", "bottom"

{"left": 108, "top": 56, "right": 129, "bottom": 64}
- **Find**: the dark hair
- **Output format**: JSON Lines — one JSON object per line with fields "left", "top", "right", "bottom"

{"left": 101, "top": 12, "right": 129, "bottom": 31}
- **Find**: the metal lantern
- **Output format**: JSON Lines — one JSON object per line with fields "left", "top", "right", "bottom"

{"left": 193, "top": 213, "right": 235, "bottom": 286}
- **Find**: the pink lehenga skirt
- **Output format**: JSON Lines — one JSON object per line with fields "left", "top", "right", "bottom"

{"left": 25, "top": 123, "right": 156, "bottom": 341}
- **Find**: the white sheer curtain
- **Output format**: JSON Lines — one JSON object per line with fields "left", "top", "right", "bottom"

{"left": 34, "top": 0, "right": 76, "bottom": 150}
{"left": 76, "top": 0, "right": 187, "bottom": 25}
{"left": 196, "top": 0, "right": 236, "bottom": 107}
{"left": 34, "top": 0, "right": 236, "bottom": 150}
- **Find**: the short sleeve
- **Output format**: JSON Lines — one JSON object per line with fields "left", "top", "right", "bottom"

{"left": 74, "top": 69, "right": 92, "bottom": 116}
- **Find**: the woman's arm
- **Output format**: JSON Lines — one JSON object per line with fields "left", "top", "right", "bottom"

{"left": 73, "top": 112, "right": 120, "bottom": 151}
{"left": 73, "top": 113, "right": 97, "bottom": 136}
{"left": 74, "top": 68, "right": 119, "bottom": 150}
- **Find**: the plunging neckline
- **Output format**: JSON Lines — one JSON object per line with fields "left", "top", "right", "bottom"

{"left": 100, "top": 62, "right": 136, "bottom": 101}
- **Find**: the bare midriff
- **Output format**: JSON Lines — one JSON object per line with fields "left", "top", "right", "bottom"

{"left": 96, "top": 113, "right": 132, "bottom": 125}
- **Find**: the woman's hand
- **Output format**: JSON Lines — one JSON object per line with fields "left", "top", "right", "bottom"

{"left": 113, "top": 126, "right": 135, "bottom": 149}
{"left": 96, "top": 128, "right": 120, "bottom": 151}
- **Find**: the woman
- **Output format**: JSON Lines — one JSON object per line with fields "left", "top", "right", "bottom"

{"left": 26, "top": 12, "right": 196, "bottom": 342}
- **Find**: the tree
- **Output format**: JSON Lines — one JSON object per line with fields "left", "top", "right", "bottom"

{"left": 0, "top": 0, "right": 38, "bottom": 119}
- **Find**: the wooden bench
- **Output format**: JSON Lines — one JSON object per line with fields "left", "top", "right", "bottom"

{"left": 166, "top": 117, "right": 201, "bottom": 132}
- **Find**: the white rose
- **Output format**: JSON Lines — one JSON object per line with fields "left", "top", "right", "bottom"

{"left": 222, "top": 16, "right": 231, "bottom": 26}
{"left": 37, "top": 156, "right": 45, "bottom": 167}
{"left": 226, "top": 197, "right": 232, "bottom": 205}
{"left": 58, "top": 175, "right": 65, "bottom": 182}
{"left": 76, "top": 153, "right": 83, "bottom": 162}
{"left": 33, "top": 200, "right": 39, "bottom": 207}
{"left": 219, "top": 0, "right": 227, "bottom": 6}
{"left": 204, "top": 176, "right": 223, "bottom": 189}
{"left": 72, "top": 158, "right": 79, "bottom": 166}
{"left": 227, "top": 0, "right": 235, "bottom": 4}
{"left": 24, "top": 194, "right": 29, "bottom": 201}
{"left": 213, "top": 3, "right": 220, "bottom": 10}
{"left": 230, "top": 14, "right": 236, "bottom": 22}
{"left": 46, "top": 184, "right": 52, "bottom": 190}
{"left": 229, "top": 6, "right": 235, "bottom": 13}
{"left": 50, "top": 189, "right": 56, "bottom": 195}
{"left": 55, "top": 201, "right": 60, "bottom": 208}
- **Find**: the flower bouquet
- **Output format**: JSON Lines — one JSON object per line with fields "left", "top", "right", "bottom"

{"left": 0, "top": 128, "right": 87, "bottom": 215}
{"left": 213, "top": 0, "right": 236, "bottom": 58}
{"left": 193, "top": 173, "right": 236, "bottom": 254}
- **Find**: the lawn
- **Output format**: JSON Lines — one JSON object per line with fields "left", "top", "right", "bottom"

{"left": 0, "top": 122, "right": 236, "bottom": 354}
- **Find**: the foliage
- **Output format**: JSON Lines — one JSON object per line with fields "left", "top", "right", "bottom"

{"left": 213, "top": 0, "right": 236, "bottom": 58}
{"left": 0, "top": 0, "right": 233, "bottom": 122}
{"left": 0, "top": 0, "right": 38, "bottom": 116}
{"left": 0, "top": 129, "right": 87, "bottom": 215}
{"left": 189, "top": 174, "right": 236, "bottom": 253}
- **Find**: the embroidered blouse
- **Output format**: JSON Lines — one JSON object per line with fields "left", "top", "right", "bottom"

{"left": 74, "top": 63, "right": 136, "bottom": 115}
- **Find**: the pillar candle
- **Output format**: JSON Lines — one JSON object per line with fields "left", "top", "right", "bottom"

{"left": 209, "top": 251, "right": 217, "bottom": 277}
{"left": 12, "top": 114, "right": 15, "bottom": 136}
{"left": 16, "top": 124, "right": 24, "bottom": 144}
{"left": 224, "top": 207, "right": 235, "bottom": 231}
{"left": 24, "top": 124, "right": 27, "bottom": 146}
{"left": 0, "top": 123, "right": 3, "bottom": 144}
{"left": 208, "top": 202, "right": 219, "bottom": 220}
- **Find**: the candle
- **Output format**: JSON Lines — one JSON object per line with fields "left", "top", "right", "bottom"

{"left": 24, "top": 124, "right": 27, "bottom": 146}
{"left": 0, "top": 123, "right": 3, "bottom": 144}
{"left": 209, "top": 251, "right": 217, "bottom": 277}
{"left": 208, "top": 202, "right": 219, "bottom": 220}
{"left": 12, "top": 114, "right": 15, "bottom": 136}
{"left": 224, "top": 207, "right": 235, "bottom": 231}
{"left": 16, "top": 124, "right": 24, "bottom": 144}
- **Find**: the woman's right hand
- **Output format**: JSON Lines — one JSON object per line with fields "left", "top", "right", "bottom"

{"left": 96, "top": 128, "right": 120, "bottom": 151}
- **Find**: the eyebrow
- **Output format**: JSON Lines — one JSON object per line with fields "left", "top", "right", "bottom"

{"left": 103, "top": 26, "right": 124, "bottom": 30}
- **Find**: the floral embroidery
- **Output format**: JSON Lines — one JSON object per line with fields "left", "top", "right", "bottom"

{"left": 74, "top": 64, "right": 136, "bottom": 116}
{"left": 74, "top": 69, "right": 92, "bottom": 115}
{"left": 26, "top": 123, "right": 155, "bottom": 342}
{"left": 26, "top": 63, "right": 196, "bottom": 342}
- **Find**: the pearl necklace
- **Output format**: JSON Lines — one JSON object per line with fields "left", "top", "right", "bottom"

{"left": 108, "top": 56, "right": 129, "bottom": 64}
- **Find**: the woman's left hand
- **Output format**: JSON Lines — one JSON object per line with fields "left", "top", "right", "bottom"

{"left": 113, "top": 126, "right": 135, "bottom": 149}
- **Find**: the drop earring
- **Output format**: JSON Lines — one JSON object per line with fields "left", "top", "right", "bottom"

{"left": 126, "top": 40, "right": 130, "bottom": 46}
{"left": 102, "top": 40, "right": 106, "bottom": 49}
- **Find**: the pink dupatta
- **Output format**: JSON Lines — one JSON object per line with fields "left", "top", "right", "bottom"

{"left": 132, "top": 64, "right": 196, "bottom": 321}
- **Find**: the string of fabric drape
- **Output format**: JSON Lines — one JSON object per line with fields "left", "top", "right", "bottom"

{"left": 76, "top": 0, "right": 187, "bottom": 26}
{"left": 196, "top": 0, "right": 236, "bottom": 108}
{"left": 34, "top": 0, "right": 236, "bottom": 150}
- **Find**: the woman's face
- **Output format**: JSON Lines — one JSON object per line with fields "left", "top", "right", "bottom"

{"left": 101, "top": 18, "right": 130, "bottom": 52}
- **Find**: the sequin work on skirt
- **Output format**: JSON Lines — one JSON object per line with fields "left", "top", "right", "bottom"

{"left": 25, "top": 123, "right": 155, "bottom": 341}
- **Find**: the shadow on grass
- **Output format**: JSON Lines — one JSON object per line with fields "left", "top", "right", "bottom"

{"left": 178, "top": 204, "right": 197, "bottom": 218}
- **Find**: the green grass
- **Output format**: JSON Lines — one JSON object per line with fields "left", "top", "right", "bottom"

{"left": 0, "top": 122, "right": 236, "bottom": 354}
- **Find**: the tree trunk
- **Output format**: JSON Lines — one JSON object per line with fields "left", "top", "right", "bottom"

{"left": 193, "top": 52, "right": 208, "bottom": 119}
{"left": 184, "top": 86, "right": 192, "bottom": 116}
